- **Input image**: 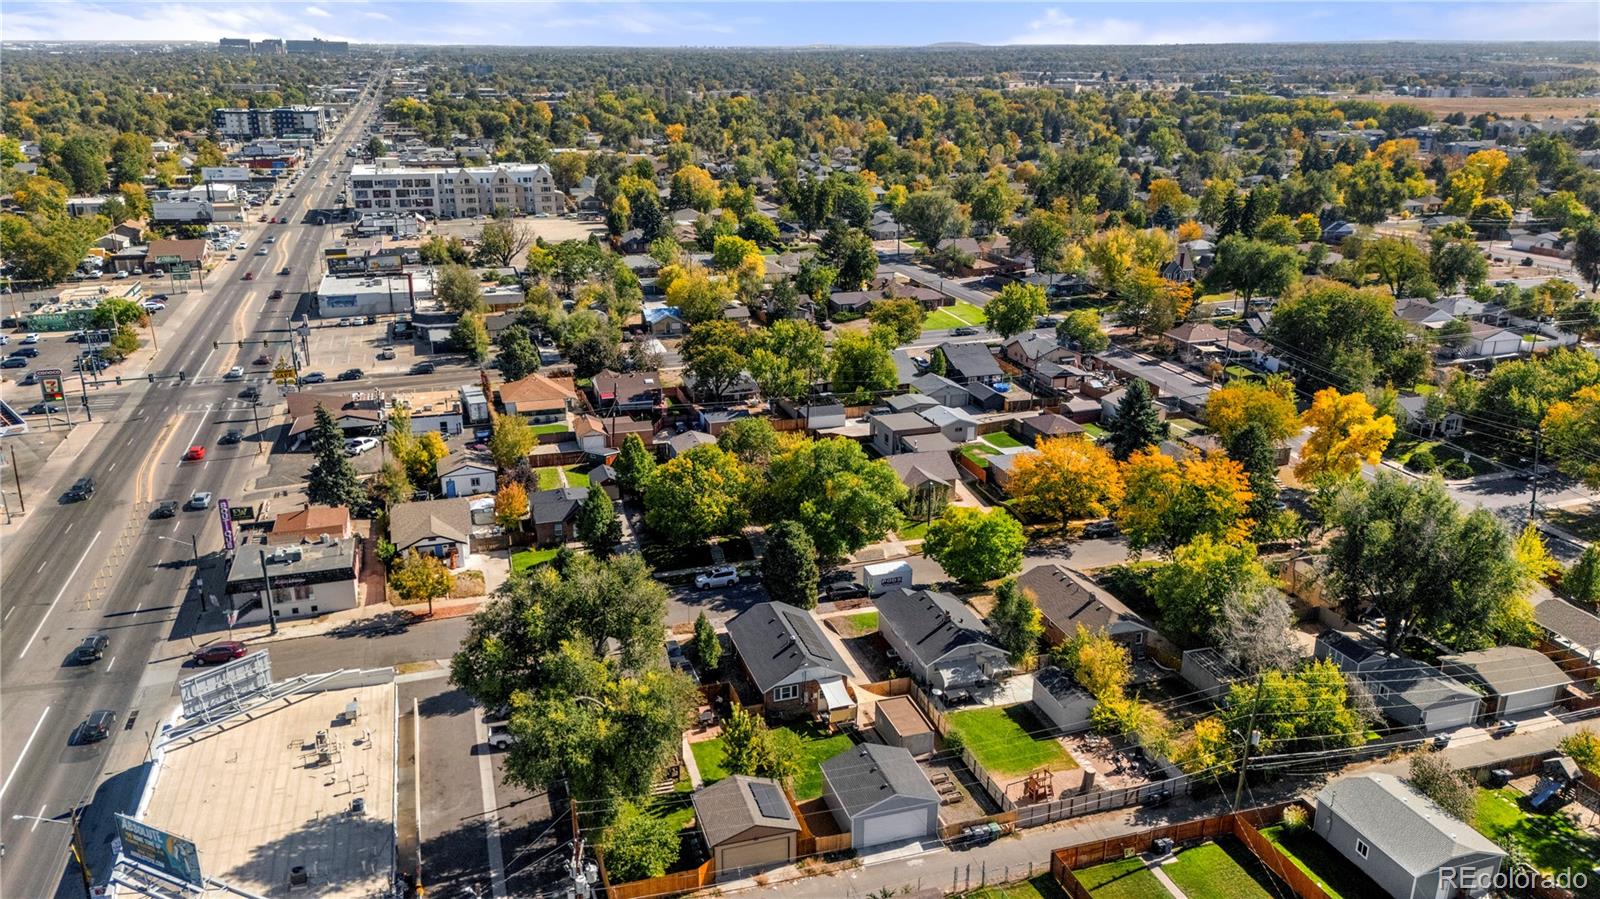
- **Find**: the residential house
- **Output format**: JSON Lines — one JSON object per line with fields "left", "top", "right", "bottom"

{"left": 919, "top": 405, "right": 978, "bottom": 444}
{"left": 591, "top": 369, "right": 664, "bottom": 415}
{"left": 1017, "top": 564, "right": 1155, "bottom": 652}
{"left": 1093, "top": 349, "right": 1215, "bottom": 414}
{"left": 966, "top": 380, "right": 1034, "bottom": 413}
{"left": 1315, "top": 632, "right": 1480, "bottom": 733}
{"left": 498, "top": 374, "right": 579, "bottom": 422}
{"left": 1162, "top": 321, "right": 1229, "bottom": 364}
{"left": 1461, "top": 322, "right": 1523, "bottom": 359}
{"left": 396, "top": 389, "right": 465, "bottom": 436}
{"left": 223, "top": 535, "right": 359, "bottom": 624}
{"left": 1313, "top": 773, "right": 1505, "bottom": 899}
{"left": 1031, "top": 667, "right": 1098, "bottom": 735}
{"left": 869, "top": 411, "right": 940, "bottom": 457}
{"left": 871, "top": 695, "right": 936, "bottom": 757}
{"left": 573, "top": 413, "right": 655, "bottom": 452}
{"left": 664, "top": 429, "right": 717, "bottom": 459}
{"left": 1394, "top": 299, "right": 1455, "bottom": 331}
{"left": 285, "top": 391, "right": 386, "bottom": 448}
{"left": 725, "top": 601, "right": 856, "bottom": 723}
{"left": 1440, "top": 646, "right": 1571, "bottom": 717}
{"left": 909, "top": 373, "right": 970, "bottom": 408}
{"left": 874, "top": 588, "right": 1010, "bottom": 690}
{"left": 883, "top": 393, "right": 942, "bottom": 415}
{"left": 819, "top": 743, "right": 941, "bottom": 849}
{"left": 987, "top": 447, "right": 1040, "bottom": 493}
{"left": 437, "top": 452, "right": 496, "bottom": 498}
{"left": 644, "top": 306, "right": 687, "bottom": 336}
{"left": 1017, "top": 412, "right": 1084, "bottom": 444}
{"left": 1395, "top": 393, "right": 1464, "bottom": 438}
{"left": 588, "top": 464, "right": 620, "bottom": 500}
{"left": 268, "top": 505, "right": 353, "bottom": 545}
{"left": 886, "top": 451, "right": 962, "bottom": 514}
{"left": 936, "top": 342, "right": 1004, "bottom": 385}
{"left": 691, "top": 776, "right": 800, "bottom": 882}
{"left": 529, "top": 486, "right": 588, "bottom": 547}
{"left": 389, "top": 497, "right": 474, "bottom": 568}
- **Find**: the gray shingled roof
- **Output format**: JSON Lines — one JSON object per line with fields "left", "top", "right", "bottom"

{"left": 725, "top": 601, "right": 851, "bottom": 695}
{"left": 1316, "top": 774, "right": 1503, "bottom": 875}
{"left": 693, "top": 775, "right": 799, "bottom": 848}
{"left": 938, "top": 342, "right": 1003, "bottom": 380}
{"left": 388, "top": 497, "right": 472, "bottom": 552}
{"left": 1533, "top": 593, "right": 1600, "bottom": 650}
{"left": 1017, "top": 564, "right": 1148, "bottom": 635}
{"left": 1440, "top": 646, "right": 1570, "bottom": 697}
{"left": 821, "top": 743, "right": 939, "bottom": 819}
{"left": 873, "top": 589, "right": 998, "bottom": 672}
{"left": 1364, "top": 656, "right": 1479, "bottom": 710}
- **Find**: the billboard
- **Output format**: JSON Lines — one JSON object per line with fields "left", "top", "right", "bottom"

{"left": 115, "top": 815, "right": 203, "bottom": 891}
{"left": 217, "top": 499, "right": 235, "bottom": 552}
{"left": 36, "top": 368, "right": 64, "bottom": 402}
{"left": 179, "top": 650, "right": 272, "bottom": 719}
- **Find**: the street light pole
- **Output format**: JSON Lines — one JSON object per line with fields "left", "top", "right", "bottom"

{"left": 260, "top": 548, "right": 278, "bottom": 636}
{"left": 11, "top": 810, "right": 94, "bottom": 899}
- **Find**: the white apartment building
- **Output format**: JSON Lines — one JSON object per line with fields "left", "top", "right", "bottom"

{"left": 346, "top": 162, "right": 561, "bottom": 219}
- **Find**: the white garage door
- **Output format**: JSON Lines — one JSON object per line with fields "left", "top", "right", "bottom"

{"left": 859, "top": 809, "right": 930, "bottom": 848}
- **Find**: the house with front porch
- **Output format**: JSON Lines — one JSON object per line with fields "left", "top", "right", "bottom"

{"left": 726, "top": 601, "right": 856, "bottom": 724}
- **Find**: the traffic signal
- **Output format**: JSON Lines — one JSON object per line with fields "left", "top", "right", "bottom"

{"left": 213, "top": 340, "right": 219, "bottom": 350}
{"left": 178, "top": 370, "right": 186, "bottom": 380}
{"left": 148, "top": 373, "right": 155, "bottom": 383}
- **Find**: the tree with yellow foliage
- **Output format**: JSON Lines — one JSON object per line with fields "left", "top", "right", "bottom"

{"left": 664, "top": 123, "right": 685, "bottom": 144}
{"left": 1117, "top": 449, "right": 1254, "bottom": 556}
{"left": 1005, "top": 436, "right": 1124, "bottom": 528}
{"left": 1204, "top": 377, "right": 1300, "bottom": 445}
{"left": 1544, "top": 385, "right": 1600, "bottom": 490}
{"left": 1294, "top": 388, "right": 1396, "bottom": 483}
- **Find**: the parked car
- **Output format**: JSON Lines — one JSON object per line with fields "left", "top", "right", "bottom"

{"left": 487, "top": 724, "right": 515, "bottom": 750}
{"left": 337, "top": 318, "right": 352, "bottom": 327}
{"left": 65, "top": 477, "right": 95, "bottom": 501}
{"left": 1493, "top": 719, "right": 1519, "bottom": 737}
{"left": 10, "top": 347, "right": 39, "bottom": 358}
{"left": 186, "top": 491, "right": 213, "bottom": 510}
{"left": 76, "top": 710, "right": 117, "bottom": 744}
{"left": 300, "top": 371, "right": 327, "bottom": 384}
{"left": 378, "top": 347, "right": 396, "bottom": 360}
{"left": 695, "top": 566, "right": 739, "bottom": 589}
{"left": 337, "top": 368, "right": 364, "bottom": 381}
{"left": 22, "top": 333, "right": 40, "bottom": 344}
{"left": 191, "top": 641, "right": 247, "bottom": 666}
{"left": 150, "top": 500, "right": 179, "bottom": 519}
{"left": 142, "top": 301, "right": 166, "bottom": 312}
{"left": 950, "top": 326, "right": 978, "bottom": 336}
{"left": 344, "top": 436, "right": 379, "bottom": 456}
{"left": 72, "top": 634, "right": 109, "bottom": 664}
{"left": 1082, "top": 519, "right": 1121, "bottom": 539}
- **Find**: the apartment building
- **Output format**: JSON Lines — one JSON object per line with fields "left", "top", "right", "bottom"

{"left": 212, "top": 106, "right": 328, "bottom": 140}
{"left": 347, "top": 162, "right": 560, "bottom": 218}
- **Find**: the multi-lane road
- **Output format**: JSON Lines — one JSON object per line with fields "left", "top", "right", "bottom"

{"left": 0, "top": 85, "right": 381, "bottom": 897}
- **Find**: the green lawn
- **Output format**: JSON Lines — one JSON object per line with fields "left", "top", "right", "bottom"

{"left": 1260, "top": 825, "right": 1386, "bottom": 899}
{"left": 563, "top": 465, "right": 590, "bottom": 487}
{"left": 958, "top": 873, "right": 1072, "bottom": 899}
{"left": 1081, "top": 422, "right": 1108, "bottom": 439}
{"left": 1072, "top": 857, "right": 1166, "bottom": 898}
{"left": 924, "top": 301, "right": 989, "bottom": 332}
{"left": 690, "top": 724, "right": 853, "bottom": 801}
{"left": 897, "top": 521, "right": 930, "bottom": 541}
{"left": 529, "top": 422, "right": 570, "bottom": 435}
{"left": 960, "top": 445, "right": 993, "bottom": 469}
{"left": 1476, "top": 788, "right": 1600, "bottom": 895}
{"left": 1163, "top": 838, "right": 1281, "bottom": 899}
{"left": 834, "top": 611, "right": 879, "bottom": 637}
{"left": 948, "top": 705, "right": 1076, "bottom": 777}
{"left": 511, "top": 547, "right": 560, "bottom": 573}
{"left": 536, "top": 467, "right": 563, "bottom": 490}
{"left": 981, "top": 431, "right": 1024, "bottom": 449}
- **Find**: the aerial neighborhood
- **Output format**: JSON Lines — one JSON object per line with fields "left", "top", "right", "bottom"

{"left": 2, "top": 17, "right": 1600, "bottom": 899}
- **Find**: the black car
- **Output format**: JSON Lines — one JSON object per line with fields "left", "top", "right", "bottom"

{"left": 949, "top": 327, "right": 978, "bottom": 336}
{"left": 26, "top": 402, "right": 62, "bottom": 416}
{"left": 240, "top": 385, "right": 261, "bottom": 401}
{"left": 410, "top": 361, "right": 435, "bottom": 375}
{"left": 219, "top": 429, "right": 243, "bottom": 445}
{"left": 1082, "top": 519, "right": 1121, "bottom": 539}
{"left": 820, "top": 581, "right": 869, "bottom": 602}
{"left": 1, "top": 356, "right": 27, "bottom": 369}
{"left": 76, "top": 710, "right": 117, "bottom": 744}
{"left": 9, "top": 347, "right": 39, "bottom": 358}
{"left": 150, "top": 500, "right": 179, "bottom": 519}
{"left": 337, "top": 368, "right": 364, "bottom": 381}
{"left": 72, "top": 634, "right": 108, "bottom": 664}
{"left": 65, "top": 477, "right": 95, "bottom": 501}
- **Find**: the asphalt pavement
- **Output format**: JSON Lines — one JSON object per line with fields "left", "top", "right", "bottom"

{"left": 0, "top": 87, "right": 384, "bottom": 898}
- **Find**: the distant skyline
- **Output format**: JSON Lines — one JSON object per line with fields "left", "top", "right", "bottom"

{"left": 5, "top": 1, "right": 1598, "bottom": 47}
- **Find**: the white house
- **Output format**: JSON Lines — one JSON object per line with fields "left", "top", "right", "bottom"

{"left": 437, "top": 453, "right": 496, "bottom": 498}
{"left": 1463, "top": 322, "right": 1523, "bottom": 359}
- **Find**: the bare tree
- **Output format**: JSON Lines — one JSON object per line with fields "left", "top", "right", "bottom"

{"left": 1216, "top": 586, "right": 1299, "bottom": 675}
{"left": 479, "top": 219, "right": 535, "bottom": 269}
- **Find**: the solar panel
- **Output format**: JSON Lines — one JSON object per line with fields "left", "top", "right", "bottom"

{"left": 781, "top": 608, "right": 834, "bottom": 660}
{"left": 749, "top": 781, "right": 789, "bottom": 820}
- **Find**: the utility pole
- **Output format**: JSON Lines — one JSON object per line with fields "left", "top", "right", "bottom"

{"left": 250, "top": 399, "right": 264, "bottom": 455}
{"left": 69, "top": 807, "right": 93, "bottom": 899}
{"left": 11, "top": 445, "right": 26, "bottom": 513}
{"left": 259, "top": 549, "right": 279, "bottom": 635}
{"left": 1529, "top": 426, "right": 1542, "bottom": 523}
{"left": 1232, "top": 673, "right": 1267, "bottom": 811}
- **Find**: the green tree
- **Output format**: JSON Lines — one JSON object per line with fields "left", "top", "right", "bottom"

{"left": 761, "top": 520, "right": 820, "bottom": 609}
{"left": 496, "top": 324, "right": 541, "bottom": 381}
{"left": 746, "top": 319, "right": 828, "bottom": 401}
{"left": 1430, "top": 238, "right": 1488, "bottom": 295}
{"left": 765, "top": 437, "right": 906, "bottom": 560}
{"left": 478, "top": 219, "right": 533, "bottom": 268}
{"left": 1225, "top": 421, "right": 1281, "bottom": 532}
{"left": 866, "top": 298, "right": 926, "bottom": 345}
{"left": 818, "top": 225, "right": 877, "bottom": 289}
{"left": 985, "top": 282, "right": 1048, "bottom": 339}
{"left": 1010, "top": 209, "right": 1071, "bottom": 278}
{"left": 452, "top": 312, "right": 490, "bottom": 363}
{"left": 643, "top": 445, "right": 750, "bottom": 546}
{"left": 1208, "top": 235, "right": 1301, "bottom": 315}
{"left": 389, "top": 549, "right": 455, "bottom": 615}
{"left": 58, "top": 134, "right": 107, "bottom": 194}
{"left": 599, "top": 800, "right": 681, "bottom": 881}
{"left": 692, "top": 611, "right": 721, "bottom": 672}
{"left": 1056, "top": 309, "right": 1110, "bottom": 353}
{"left": 1326, "top": 473, "right": 1523, "bottom": 653}
{"left": 899, "top": 190, "right": 968, "bottom": 248}
{"left": 717, "top": 417, "right": 783, "bottom": 468}
{"left": 489, "top": 415, "right": 537, "bottom": 469}
{"left": 1573, "top": 221, "right": 1600, "bottom": 292}
{"left": 1564, "top": 544, "right": 1600, "bottom": 604}
{"left": 306, "top": 405, "right": 364, "bottom": 509}
{"left": 1107, "top": 380, "right": 1169, "bottom": 461}
{"left": 1358, "top": 237, "right": 1431, "bottom": 298}
{"left": 90, "top": 297, "right": 148, "bottom": 330}
{"left": 436, "top": 263, "right": 485, "bottom": 314}
{"left": 719, "top": 705, "right": 800, "bottom": 785}
{"left": 1148, "top": 536, "right": 1271, "bottom": 645}
{"left": 576, "top": 487, "right": 623, "bottom": 556}
{"left": 990, "top": 579, "right": 1045, "bottom": 666}
{"left": 829, "top": 329, "right": 897, "bottom": 402}
{"left": 614, "top": 434, "right": 657, "bottom": 497}
{"left": 923, "top": 506, "right": 1026, "bottom": 587}
{"left": 1219, "top": 659, "right": 1362, "bottom": 755}
{"left": 1406, "top": 754, "right": 1477, "bottom": 826}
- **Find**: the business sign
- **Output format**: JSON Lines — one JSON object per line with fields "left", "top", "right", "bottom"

{"left": 36, "top": 368, "right": 64, "bottom": 402}
{"left": 171, "top": 263, "right": 192, "bottom": 274}
{"left": 154, "top": 255, "right": 182, "bottom": 266}
{"left": 218, "top": 499, "right": 236, "bottom": 552}
{"left": 172, "top": 272, "right": 192, "bottom": 282}
{"left": 114, "top": 815, "right": 204, "bottom": 891}
{"left": 178, "top": 650, "right": 272, "bottom": 719}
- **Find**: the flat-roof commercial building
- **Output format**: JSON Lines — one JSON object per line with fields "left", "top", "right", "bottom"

{"left": 316, "top": 271, "right": 434, "bottom": 318}
{"left": 347, "top": 162, "right": 560, "bottom": 219}
{"left": 212, "top": 105, "right": 328, "bottom": 140}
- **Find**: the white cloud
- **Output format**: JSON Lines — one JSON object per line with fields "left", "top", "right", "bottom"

{"left": 304, "top": 5, "right": 332, "bottom": 18}
{"left": 3, "top": 1, "right": 358, "bottom": 41}
{"left": 1009, "top": 8, "right": 1276, "bottom": 45}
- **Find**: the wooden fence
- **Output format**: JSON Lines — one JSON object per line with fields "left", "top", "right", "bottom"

{"left": 1011, "top": 775, "right": 1191, "bottom": 829}
{"left": 600, "top": 854, "right": 714, "bottom": 899}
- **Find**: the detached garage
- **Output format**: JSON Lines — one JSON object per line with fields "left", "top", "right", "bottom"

{"left": 820, "top": 743, "right": 941, "bottom": 849}
{"left": 691, "top": 775, "right": 799, "bottom": 882}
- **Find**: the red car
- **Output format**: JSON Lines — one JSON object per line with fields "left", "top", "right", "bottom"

{"left": 184, "top": 445, "right": 205, "bottom": 461}
{"left": 243, "top": 272, "right": 255, "bottom": 281}
{"left": 191, "top": 641, "right": 247, "bottom": 666}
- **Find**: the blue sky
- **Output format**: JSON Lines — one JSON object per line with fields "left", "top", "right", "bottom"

{"left": 5, "top": 1, "right": 1596, "bottom": 46}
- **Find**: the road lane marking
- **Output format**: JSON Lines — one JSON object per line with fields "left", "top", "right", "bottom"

{"left": 36, "top": 561, "right": 45, "bottom": 575}
{"left": 0, "top": 706, "right": 51, "bottom": 801}
{"left": 29, "top": 804, "right": 46, "bottom": 832}
{"left": 18, "top": 530, "right": 102, "bottom": 659}
{"left": 3, "top": 607, "right": 12, "bottom": 623}
{"left": 105, "top": 655, "right": 116, "bottom": 672}
{"left": 64, "top": 522, "right": 73, "bottom": 535}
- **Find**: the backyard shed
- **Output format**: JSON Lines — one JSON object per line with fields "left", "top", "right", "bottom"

{"left": 691, "top": 775, "right": 800, "bottom": 881}
{"left": 1030, "top": 667, "right": 1096, "bottom": 734}
{"left": 871, "top": 695, "right": 936, "bottom": 757}
{"left": 820, "top": 743, "right": 941, "bottom": 849}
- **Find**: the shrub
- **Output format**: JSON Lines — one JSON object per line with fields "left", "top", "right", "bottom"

{"left": 1404, "top": 448, "right": 1438, "bottom": 473}
{"left": 1281, "top": 805, "right": 1308, "bottom": 832}
{"left": 1441, "top": 459, "right": 1473, "bottom": 479}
